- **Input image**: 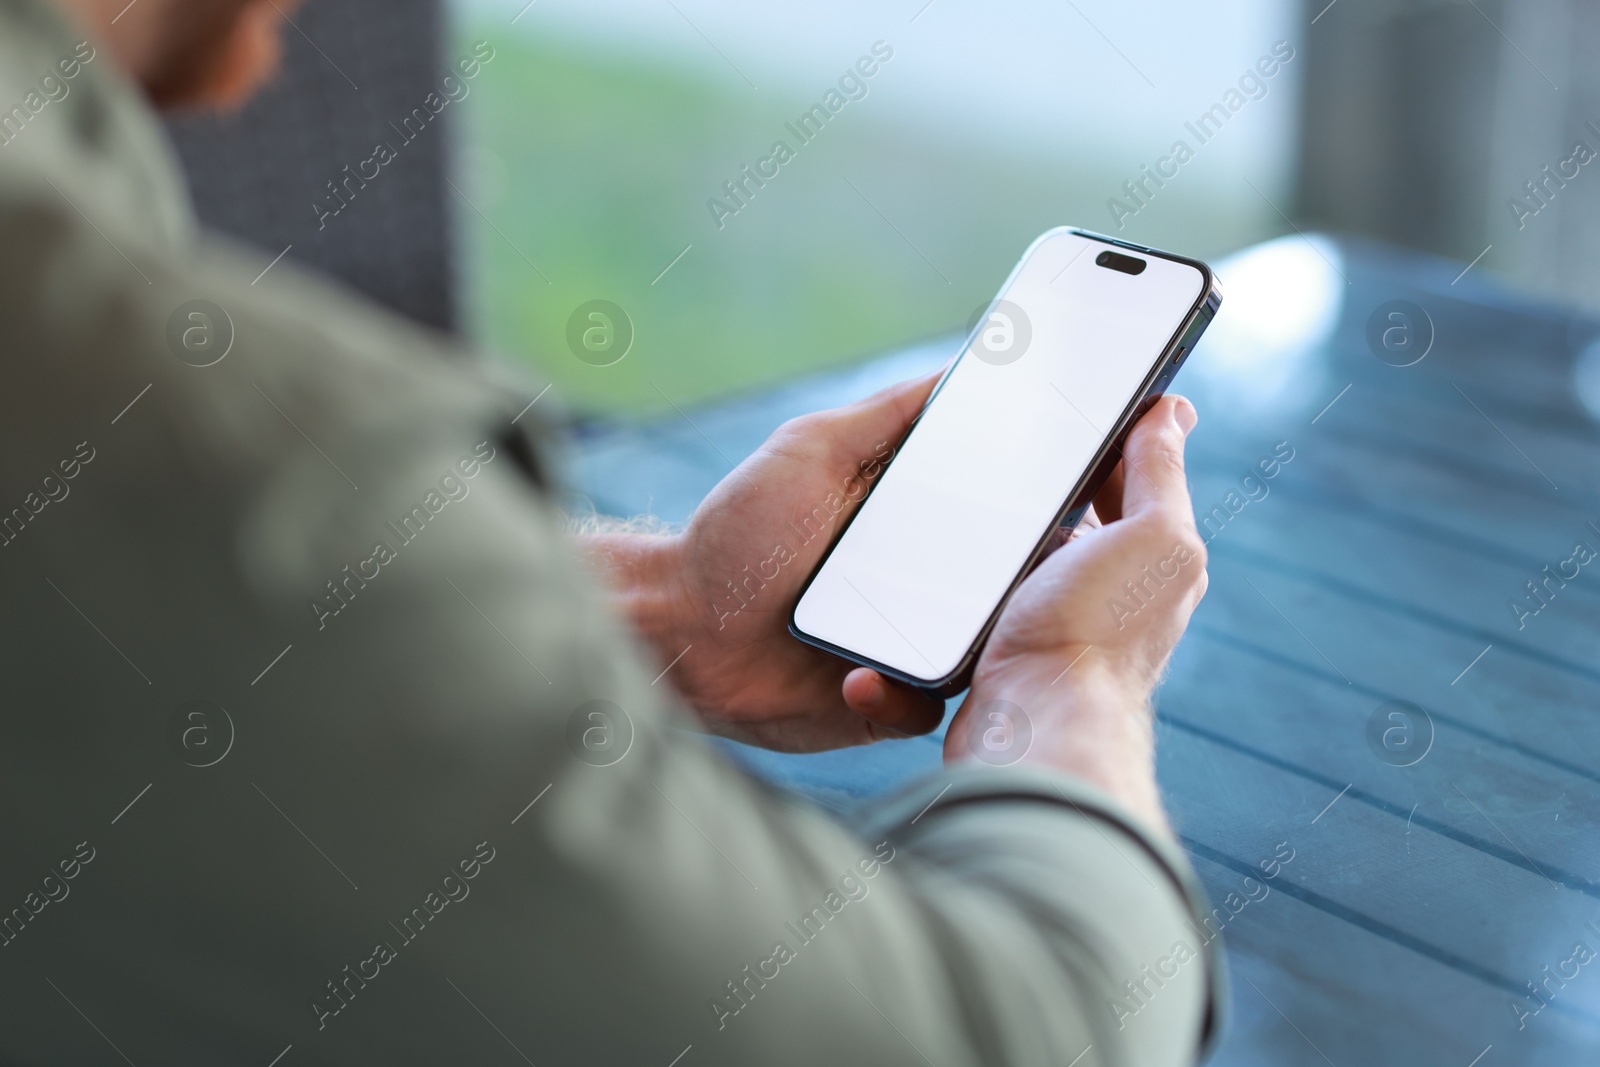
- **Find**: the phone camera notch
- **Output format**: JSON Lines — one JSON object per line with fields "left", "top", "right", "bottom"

{"left": 1095, "top": 250, "right": 1147, "bottom": 276}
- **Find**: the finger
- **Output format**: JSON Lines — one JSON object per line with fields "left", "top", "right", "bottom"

{"left": 842, "top": 668, "right": 945, "bottom": 738}
{"left": 1120, "top": 394, "right": 1199, "bottom": 525}
{"left": 1039, "top": 502, "right": 1100, "bottom": 556}
{"left": 829, "top": 363, "right": 949, "bottom": 448}
{"left": 1092, "top": 459, "right": 1126, "bottom": 524}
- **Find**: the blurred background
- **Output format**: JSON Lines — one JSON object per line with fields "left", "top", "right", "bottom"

{"left": 165, "top": 0, "right": 1600, "bottom": 416}
{"left": 170, "top": 0, "right": 1303, "bottom": 414}
{"left": 443, "top": 0, "right": 1300, "bottom": 414}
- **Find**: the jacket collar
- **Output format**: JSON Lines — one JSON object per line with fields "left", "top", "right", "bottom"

{"left": 0, "top": 0, "right": 196, "bottom": 251}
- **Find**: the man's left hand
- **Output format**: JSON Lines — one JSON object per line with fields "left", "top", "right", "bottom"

{"left": 579, "top": 369, "right": 949, "bottom": 751}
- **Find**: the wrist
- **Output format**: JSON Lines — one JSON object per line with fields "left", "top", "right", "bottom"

{"left": 962, "top": 654, "right": 1168, "bottom": 832}
{"left": 577, "top": 530, "right": 694, "bottom": 656}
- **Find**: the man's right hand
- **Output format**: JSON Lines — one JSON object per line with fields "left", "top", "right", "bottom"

{"left": 943, "top": 394, "right": 1207, "bottom": 830}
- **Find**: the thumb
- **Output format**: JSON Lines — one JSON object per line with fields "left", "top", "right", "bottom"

{"left": 826, "top": 363, "right": 947, "bottom": 449}
{"left": 1120, "top": 394, "right": 1199, "bottom": 526}
{"left": 842, "top": 668, "right": 945, "bottom": 739}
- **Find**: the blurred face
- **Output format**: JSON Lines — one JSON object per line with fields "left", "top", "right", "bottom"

{"left": 144, "top": 0, "right": 297, "bottom": 108}
{"left": 56, "top": 0, "right": 302, "bottom": 109}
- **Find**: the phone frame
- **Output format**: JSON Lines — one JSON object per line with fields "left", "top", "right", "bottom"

{"left": 787, "top": 226, "right": 1223, "bottom": 696}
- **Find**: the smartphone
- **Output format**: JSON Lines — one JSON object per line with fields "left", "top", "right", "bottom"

{"left": 788, "top": 227, "right": 1221, "bottom": 696}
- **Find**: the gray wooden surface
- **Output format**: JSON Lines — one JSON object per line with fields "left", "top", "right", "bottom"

{"left": 562, "top": 235, "right": 1600, "bottom": 1066}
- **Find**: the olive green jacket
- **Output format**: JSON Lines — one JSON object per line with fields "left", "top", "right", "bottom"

{"left": 0, "top": 1, "right": 1221, "bottom": 1063}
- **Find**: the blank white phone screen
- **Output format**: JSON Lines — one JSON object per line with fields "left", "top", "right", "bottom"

{"left": 792, "top": 230, "right": 1205, "bottom": 683}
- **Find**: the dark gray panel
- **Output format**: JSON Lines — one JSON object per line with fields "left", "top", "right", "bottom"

{"left": 164, "top": 0, "right": 457, "bottom": 332}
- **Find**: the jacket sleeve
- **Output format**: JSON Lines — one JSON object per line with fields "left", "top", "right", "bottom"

{"left": 0, "top": 165, "right": 1219, "bottom": 1067}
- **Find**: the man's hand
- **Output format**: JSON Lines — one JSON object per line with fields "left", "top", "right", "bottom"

{"left": 579, "top": 369, "right": 949, "bottom": 751}
{"left": 946, "top": 394, "right": 1206, "bottom": 829}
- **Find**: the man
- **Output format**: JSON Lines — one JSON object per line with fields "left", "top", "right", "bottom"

{"left": 0, "top": 0, "right": 1221, "bottom": 1063}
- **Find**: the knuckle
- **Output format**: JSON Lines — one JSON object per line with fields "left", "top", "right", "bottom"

{"left": 1176, "top": 540, "right": 1208, "bottom": 593}
{"left": 1135, "top": 520, "right": 1208, "bottom": 595}
{"left": 775, "top": 412, "right": 819, "bottom": 439}
{"left": 1138, "top": 512, "right": 1188, "bottom": 550}
{"left": 1137, "top": 428, "right": 1186, "bottom": 474}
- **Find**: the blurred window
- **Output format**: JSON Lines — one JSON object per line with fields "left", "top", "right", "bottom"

{"left": 449, "top": 0, "right": 1300, "bottom": 415}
